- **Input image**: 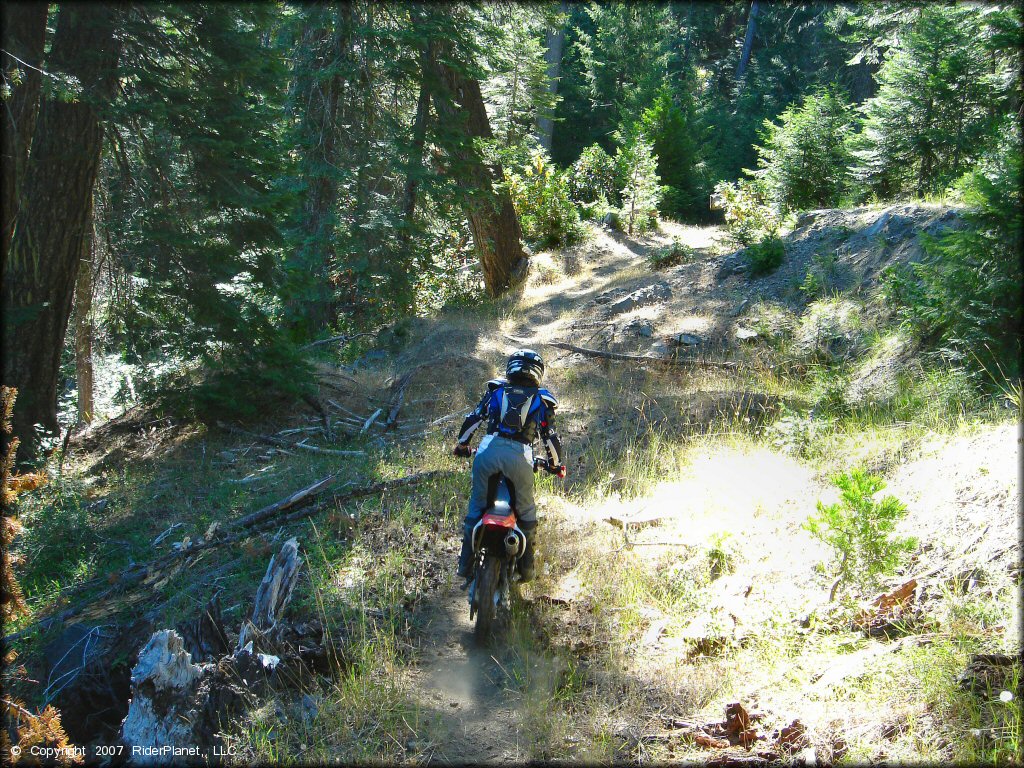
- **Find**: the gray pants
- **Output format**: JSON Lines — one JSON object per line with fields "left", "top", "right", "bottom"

{"left": 466, "top": 435, "right": 537, "bottom": 524}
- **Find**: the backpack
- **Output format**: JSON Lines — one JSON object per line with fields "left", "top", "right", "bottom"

{"left": 491, "top": 384, "right": 540, "bottom": 439}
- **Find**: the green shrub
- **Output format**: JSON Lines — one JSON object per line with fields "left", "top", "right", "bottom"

{"left": 713, "top": 178, "right": 779, "bottom": 246}
{"left": 615, "top": 131, "right": 662, "bottom": 235}
{"left": 161, "top": 333, "right": 316, "bottom": 424}
{"left": 648, "top": 238, "right": 695, "bottom": 269}
{"left": 800, "top": 250, "right": 841, "bottom": 299}
{"left": 803, "top": 469, "right": 917, "bottom": 601}
{"left": 745, "top": 236, "right": 785, "bottom": 276}
{"left": 568, "top": 143, "right": 618, "bottom": 205}
{"left": 507, "top": 152, "right": 586, "bottom": 248}
{"left": 883, "top": 118, "right": 1022, "bottom": 378}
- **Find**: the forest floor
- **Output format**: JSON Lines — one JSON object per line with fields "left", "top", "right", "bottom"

{"left": 10, "top": 207, "right": 1021, "bottom": 766}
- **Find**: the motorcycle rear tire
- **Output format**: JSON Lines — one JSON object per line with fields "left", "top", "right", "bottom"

{"left": 473, "top": 555, "right": 501, "bottom": 646}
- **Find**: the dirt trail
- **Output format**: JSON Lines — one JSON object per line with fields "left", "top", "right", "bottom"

{"left": 409, "top": 587, "right": 526, "bottom": 765}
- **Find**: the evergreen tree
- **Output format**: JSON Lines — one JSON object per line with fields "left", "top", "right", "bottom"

{"left": 615, "top": 130, "right": 661, "bottom": 236}
{"left": 754, "top": 87, "right": 854, "bottom": 213}
{"left": 851, "top": 5, "right": 999, "bottom": 199}
{"left": 636, "top": 83, "right": 705, "bottom": 220}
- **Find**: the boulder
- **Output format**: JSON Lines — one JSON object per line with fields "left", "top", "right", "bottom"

{"left": 607, "top": 282, "right": 672, "bottom": 315}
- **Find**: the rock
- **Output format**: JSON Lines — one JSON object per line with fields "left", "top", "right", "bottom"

{"left": 672, "top": 333, "right": 704, "bottom": 347}
{"left": 957, "top": 653, "right": 1018, "bottom": 693}
{"left": 730, "top": 299, "right": 749, "bottom": 318}
{"left": 607, "top": 282, "right": 672, "bottom": 315}
{"left": 649, "top": 341, "right": 672, "bottom": 358}
{"left": 735, "top": 327, "right": 759, "bottom": 341}
{"left": 716, "top": 254, "right": 748, "bottom": 279}
{"left": 301, "top": 693, "right": 319, "bottom": 722}
{"left": 624, "top": 318, "right": 655, "bottom": 337}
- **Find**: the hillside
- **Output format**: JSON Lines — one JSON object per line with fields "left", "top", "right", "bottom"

{"left": 7, "top": 207, "right": 1020, "bottom": 766}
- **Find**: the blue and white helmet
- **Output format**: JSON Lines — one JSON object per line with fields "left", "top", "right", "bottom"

{"left": 506, "top": 349, "right": 544, "bottom": 385}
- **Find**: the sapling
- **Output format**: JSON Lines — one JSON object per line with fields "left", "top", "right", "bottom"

{"left": 804, "top": 469, "right": 916, "bottom": 601}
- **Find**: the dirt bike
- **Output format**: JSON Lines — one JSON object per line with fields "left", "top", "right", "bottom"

{"left": 463, "top": 454, "right": 561, "bottom": 645}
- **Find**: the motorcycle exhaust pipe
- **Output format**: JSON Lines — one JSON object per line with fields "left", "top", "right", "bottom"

{"left": 504, "top": 532, "right": 520, "bottom": 557}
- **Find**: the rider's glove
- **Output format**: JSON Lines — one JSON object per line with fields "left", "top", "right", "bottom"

{"left": 553, "top": 464, "right": 566, "bottom": 479}
{"left": 453, "top": 443, "right": 472, "bottom": 458}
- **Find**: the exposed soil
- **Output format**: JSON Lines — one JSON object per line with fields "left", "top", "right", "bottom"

{"left": 408, "top": 589, "right": 526, "bottom": 765}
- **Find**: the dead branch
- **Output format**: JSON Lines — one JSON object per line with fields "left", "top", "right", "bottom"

{"left": 301, "top": 331, "right": 374, "bottom": 350}
{"left": 293, "top": 440, "right": 365, "bottom": 457}
{"left": 546, "top": 341, "right": 737, "bottom": 368}
{"left": 384, "top": 371, "right": 415, "bottom": 429}
{"left": 360, "top": 408, "right": 383, "bottom": 434}
{"left": 236, "top": 475, "right": 339, "bottom": 528}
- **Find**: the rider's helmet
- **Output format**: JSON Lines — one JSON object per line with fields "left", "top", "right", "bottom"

{"left": 506, "top": 349, "right": 544, "bottom": 385}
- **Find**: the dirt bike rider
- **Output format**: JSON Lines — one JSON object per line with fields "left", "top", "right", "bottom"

{"left": 453, "top": 349, "right": 566, "bottom": 583}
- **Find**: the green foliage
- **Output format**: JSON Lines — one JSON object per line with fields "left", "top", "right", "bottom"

{"left": 804, "top": 469, "right": 917, "bottom": 600}
{"left": 568, "top": 143, "right": 618, "bottom": 206}
{"left": 712, "top": 178, "right": 778, "bottom": 246}
{"left": 767, "top": 408, "right": 830, "bottom": 458}
{"left": 883, "top": 120, "right": 1022, "bottom": 375}
{"left": 800, "top": 249, "right": 842, "bottom": 299}
{"left": 507, "top": 152, "right": 585, "bottom": 249}
{"left": 483, "top": 5, "right": 561, "bottom": 158}
{"left": 615, "top": 130, "right": 661, "bottom": 235}
{"left": 636, "top": 84, "right": 705, "bottom": 219}
{"left": 754, "top": 87, "right": 854, "bottom": 213}
{"left": 745, "top": 237, "right": 785, "bottom": 277}
{"left": 163, "top": 332, "right": 315, "bottom": 424}
{"left": 648, "top": 238, "right": 695, "bottom": 270}
{"left": 850, "top": 5, "right": 1004, "bottom": 199}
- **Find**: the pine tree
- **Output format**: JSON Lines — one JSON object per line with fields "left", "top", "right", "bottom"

{"left": 851, "top": 5, "right": 999, "bottom": 199}
{"left": 616, "top": 131, "right": 661, "bottom": 235}
{"left": 754, "top": 87, "right": 854, "bottom": 213}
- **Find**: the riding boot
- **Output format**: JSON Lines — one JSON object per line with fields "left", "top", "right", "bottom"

{"left": 516, "top": 522, "right": 537, "bottom": 582}
{"left": 456, "top": 524, "right": 474, "bottom": 578}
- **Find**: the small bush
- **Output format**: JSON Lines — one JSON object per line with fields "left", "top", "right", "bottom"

{"left": 648, "top": 238, "right": 695, "bottom": 269}
{"left": 507, "top": 152, "right": 586, "bottom": 248}
{"left": 804, "top": 469, "right": 917, "bottom": 601}
{"left": 712, "top": 178, "right": 779, "bottom": 246}
{"left": 568, "top": 143, "right": 618, "bottom": 205}
{"left": 745, "top": 236, "right": 785, "bottom": 276}
{"left": 800, "top": 249, "right": 841, "bottom": 299}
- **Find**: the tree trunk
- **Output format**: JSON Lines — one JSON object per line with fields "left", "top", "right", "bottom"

{"left": 0, "top": 2, "right": 48, "bottom": 269}
{"left": 74, "top": 224, "right": 96, "bottom": 426}
{"left": 2, "top": 3, "right": 123, "bottom": 456}
{"left": 397, "top": 35, "right": 434, "bottom": 314}
{"left": 287, "top": 4, "right": 350, "bottom": 338}
{"left": 431, "top": 48, "right": 527, "bottom": 297}
{"left": 736, "top": 0, "right": 759, "bottom": 84}
{"left": 536, "top": 2, "right": 567, "bottom": 152}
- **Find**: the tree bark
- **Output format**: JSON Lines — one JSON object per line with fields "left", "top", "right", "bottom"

{"left": 536, "top": 2, "right": 567, "bottom": 152}
{"left": 74, "top": 223, "right": 96, "bottom": 426}
{"left": 2, "top": 3, "right": 123, "bottom": 456}
{"left": 287, "top": 4, "right": 350, "bottom": 338}
{"left": 430, "top": 47, "right": 527, "bottom": 297}
{"left": 736, "top": 0, "right": 759, "bottom": 84}
{"left": 0, "top": 2, "right": 48, "bottom": 270}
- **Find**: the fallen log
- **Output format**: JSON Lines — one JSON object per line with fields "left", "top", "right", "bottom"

{"left": 384, "top": 371, "right": 415, "bottom": 429}
{"left": 3, "top": 471, "right": 444, "bottom": 646}
{"left": 236, "top": 475, "right": 339, "bottom": 528}
{"left": 361, "top": 408, "right": 383, "bottom": 434}
{"left": 293, "top": 440, "right": 366, "bottom": 457}
{"left": 548, "top": 341, "right": 737, "bottom": 368}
